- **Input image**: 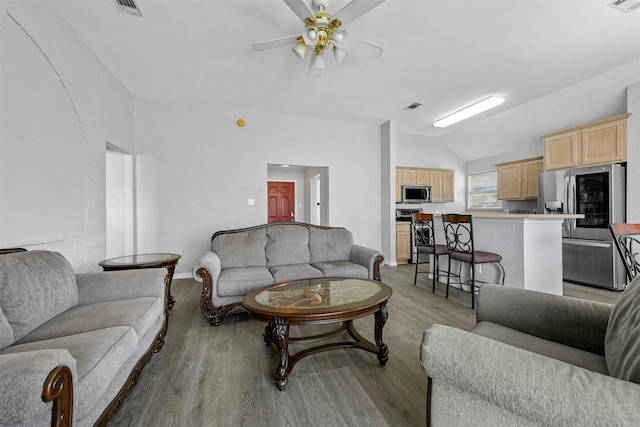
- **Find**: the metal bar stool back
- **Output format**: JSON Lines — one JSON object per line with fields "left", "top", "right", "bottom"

{"left": 610, "top": 223, "right": 640, "bottom": 283}
{"left": 442, "top": 213, "right": 505, "bottom": 309}
{"left": 412, "top": 213, "right": 449, "bottom": 294}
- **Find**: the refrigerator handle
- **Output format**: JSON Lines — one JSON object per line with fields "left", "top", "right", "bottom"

{"left": 568, "top": 175, "right": 576, "bottom": 230}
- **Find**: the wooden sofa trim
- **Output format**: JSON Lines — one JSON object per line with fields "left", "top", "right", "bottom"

{"left": 197, "top": 267, "right": 246, "bottom": 326}
{"left": 42, "top": 366, "right": 73, "bottom": 427}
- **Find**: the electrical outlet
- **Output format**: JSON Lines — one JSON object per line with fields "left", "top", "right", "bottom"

{"left": 247, "top": 199, "right": 255, "bottom": 206}
{"left": 476, "top": 264, "right": 482, "bottom": 273}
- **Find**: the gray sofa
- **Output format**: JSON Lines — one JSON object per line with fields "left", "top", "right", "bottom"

{"left": 193, "top": 222, "right": 384, "bottom": 326}
{"left": 0, "top": 250, "right": 168, "bottom": 427}
{"left": 420, "top": 276, "right": 640, "bottom": 426}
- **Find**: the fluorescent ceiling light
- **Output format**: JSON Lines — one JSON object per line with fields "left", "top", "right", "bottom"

{"left": 434, "top": 96, "right": 505, "bottom": 128}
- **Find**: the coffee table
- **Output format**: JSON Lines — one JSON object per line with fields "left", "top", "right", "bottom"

{"left": 243, "top": 277, "right": 392, "bottom": 390}
{"left": 99, "top": 253, "right": 181, "bottom": 309}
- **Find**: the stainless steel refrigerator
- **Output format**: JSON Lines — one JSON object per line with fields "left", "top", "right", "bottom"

{"left": 538, "top": 163, "right": 626, "bottom": 290}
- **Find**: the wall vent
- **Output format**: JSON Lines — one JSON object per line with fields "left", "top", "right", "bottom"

{"left": 114, "top": 0, "right": 143, "bottom": 17}
{"left": 607, "top": 0, "right": 640, "bottom": 13}
{"left": 404, "top": 102, "right": 422, "bottom": 111}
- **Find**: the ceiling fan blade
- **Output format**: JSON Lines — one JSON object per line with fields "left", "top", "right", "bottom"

{"left": 355, "top": 39, "right": 383, "bottom": 60}
{"left": 332, "top": 0, "right": 386, "bottom": 25}
{"left": 283, "top": 0, "right": 315, "bottom": 23}
{"left": 252, "top": 35, "right": 300, "bottom": 51}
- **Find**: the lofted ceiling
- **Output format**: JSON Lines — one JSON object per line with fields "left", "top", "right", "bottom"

{"left": 45, "top": 0, "right": 640, "bottom": 161}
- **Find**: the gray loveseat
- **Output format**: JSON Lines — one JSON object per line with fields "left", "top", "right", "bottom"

{"left": 193, "top": 222, "right": 384, "bottom": 326}
{"left": 0, "top": 250, "right": 168, "bottom": 427}
{"left": 420, "top": 276, "right": 640, "bottom": 426}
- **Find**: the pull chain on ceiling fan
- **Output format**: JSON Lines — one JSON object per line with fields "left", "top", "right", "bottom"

{"left": 252, "top": 0, "right": 385, "bottom": 78}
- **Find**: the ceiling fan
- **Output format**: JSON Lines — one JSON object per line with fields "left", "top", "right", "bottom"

{"left": 252, "top": 0, "right": 386, "bottom": 78}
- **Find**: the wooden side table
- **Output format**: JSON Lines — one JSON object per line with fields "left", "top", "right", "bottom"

{"left": 99, "top": 253, "right": 181, "bottom": 309}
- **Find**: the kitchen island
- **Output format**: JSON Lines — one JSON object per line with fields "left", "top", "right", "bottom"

{"left": 430, "top": 213, "right": 584, "bottom": 296}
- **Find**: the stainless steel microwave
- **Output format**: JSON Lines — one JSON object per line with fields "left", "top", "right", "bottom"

{"left": 402, "top": 185, "right": 431, "bottom": 203}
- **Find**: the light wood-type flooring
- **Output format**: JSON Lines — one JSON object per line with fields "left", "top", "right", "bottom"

{"left": 110, "top": 264, "right": 621, "bottom": 427}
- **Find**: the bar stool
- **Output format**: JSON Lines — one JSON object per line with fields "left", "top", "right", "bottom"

{"left": 442, "top": 213, "right": 505, "bottom": 309}
{"left": 412, "top": 213, "right": 449, "bottom": 294}
{"left": 610, "top": 223, "right": 640, "bottom": 282}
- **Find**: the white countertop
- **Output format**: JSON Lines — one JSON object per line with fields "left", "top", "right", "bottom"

{"left": 396, "top": 213, "right": 584, "bottom": 223}
{"left": 463, "top": 213, "right": 584, "bottom": 219}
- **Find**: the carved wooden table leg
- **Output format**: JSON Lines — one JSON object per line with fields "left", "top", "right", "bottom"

{"left": 375, "top": 302, "right": 389, "bottom": 366}
{"left": 263, "top": 323, "right": 274, "bottom": 345}
{"left": 270, "top": 317, "right": 290, "bottom": 390}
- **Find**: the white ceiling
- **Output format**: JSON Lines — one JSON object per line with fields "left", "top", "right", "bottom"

{"left": 46, "top": 0, "right": 640, "bottom": 161}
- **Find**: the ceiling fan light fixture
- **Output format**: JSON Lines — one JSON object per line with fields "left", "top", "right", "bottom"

{"left": 292, "top": 41, "right": 308, "bottom": 59}
{"left": 311, "top": 52, "right": 325, "bottom": 70}
{"left": 434, "top": 96, "right": 505, "bottom": 128}
{"left": 334, "top": 47, "right": 347, "bottom": 63}
{"left": 303, "top": 26, "right": 318, "bottom": 46}
{"left": 333, "top": 29, "right": 347, "bottom": 47}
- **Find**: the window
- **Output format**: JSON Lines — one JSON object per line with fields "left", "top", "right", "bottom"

{"left": 468, "top": 172, "right": 502, "bottom": 209}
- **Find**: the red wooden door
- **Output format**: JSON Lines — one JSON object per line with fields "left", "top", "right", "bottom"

{"left": 268, "top": 182, "right": 295, "bottom": 223}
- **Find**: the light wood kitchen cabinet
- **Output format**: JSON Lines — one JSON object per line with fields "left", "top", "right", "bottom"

{"left": 402, "top": 169, "right": 416, "bottom": 185}
{"left": 543, "top": 114, "right": 629, "bottom": 171}
{"left": 416, "top": 170, "right": 430, "bottom": 185}
{"left": 396, "top": 222, "right": 411, "bottom": 264}
{"left": 497, "top": 157, "right": 543, "bottom": 200}
{"left": 581, "top": 117, "right": 627, "bottom": 166}
{"left": 522, "top": 158, "right": 543, "bottom": 199}
{"left": 396, "top": 167, "right": 455, "bottom": 203}
{"left": 442, "top": 170, "right": 455, "bottom": 202}
{"left": 543, "top": 131, "right": 580, "bottom": 171}
{"left": 430, "top": 170, "right": 443, "bottom": 202}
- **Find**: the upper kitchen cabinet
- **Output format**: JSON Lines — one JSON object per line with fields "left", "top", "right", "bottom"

{"left": 497, "top": 157, "right": 543, "bottom": 200}
{"left": 581, "top": 116, "right": 627, "bottom": 166}
{"left": 543, "top": 114, "right": 629, "bottom": 171}
{"left": 396, "top": 167, "right": 455, "bottom": 203}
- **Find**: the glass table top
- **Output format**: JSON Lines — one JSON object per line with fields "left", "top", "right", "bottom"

{"left": 101, "top": 253, "right": 179, "bottom": 265}
{"left": 254, "top": 278, "right": 382, "bottom": 309}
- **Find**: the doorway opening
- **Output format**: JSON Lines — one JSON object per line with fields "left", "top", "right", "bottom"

{"left": 105, "top": 143, "right": 134, "bottom": 258}
{"left": 267, "top": 164, "right": 329, "bottom": 225}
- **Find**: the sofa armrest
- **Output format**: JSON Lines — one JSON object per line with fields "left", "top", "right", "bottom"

{"left": 0, "top": 349, "right": 77, "bottom": 426}
{"left": 349, "top": 245, "right": 384, "bottom": 281}
{"left": 76, "top": 269, "right": 166, "bottom": 305}
{"left": 477, "top": 284, "right": 613, "bottom": 355}
{"left": 421, "top": 325, "right": 640, "bottom": 426}
{"left": 192, "top": 251, "right": 221, "bottom": 285}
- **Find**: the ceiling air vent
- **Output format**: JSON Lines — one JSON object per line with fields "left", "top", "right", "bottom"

{"left": 113, "top": 0, "right": 143, "bottom": 17}
{"left": 404, "top": 102, "right": 423, "bottom": 111}
{"left": 607, "top": 0, "right": 640, "bottom": 13}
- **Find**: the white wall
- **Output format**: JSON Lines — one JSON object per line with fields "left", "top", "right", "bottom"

{"left": 0, "top": 1, "right": 134, "bottom": 271}
{"left": 134, "top": 99, "right": 382, "bottom": 275}
{"left": 396, "top": 133, "right": 467, "bottom": 213}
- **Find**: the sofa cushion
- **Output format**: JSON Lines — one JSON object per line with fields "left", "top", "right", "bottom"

{"left": 0, "top": 251, "right": 79, "bottom": 342}
{"left": 312, "top": 261, "right": 368, "bottom": 279}
{"left": 15, "top": 297, "right": 162, "bottom": 346}
{"left": 605, "top": 274, "right": 640, "bottom": 384}
{"left": 0, "top": 326, "right": 137, "bottom": 420}
{"left": 217, "top": 267, "right": 273, "bottom": 297}
{"left": 309, "top": 227, "right": 353, "bottom": 264}
{"left": 269, "top": 264, "right": 322, "bottom": 283}
{"left": 266, "top": 225, "right": 311, "bottom": 267}
{"left": 473, "top": 321, "right": 609, "bottom": 375}
{"left": 212, "top": 228, "right": 267, "bottom": 268}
